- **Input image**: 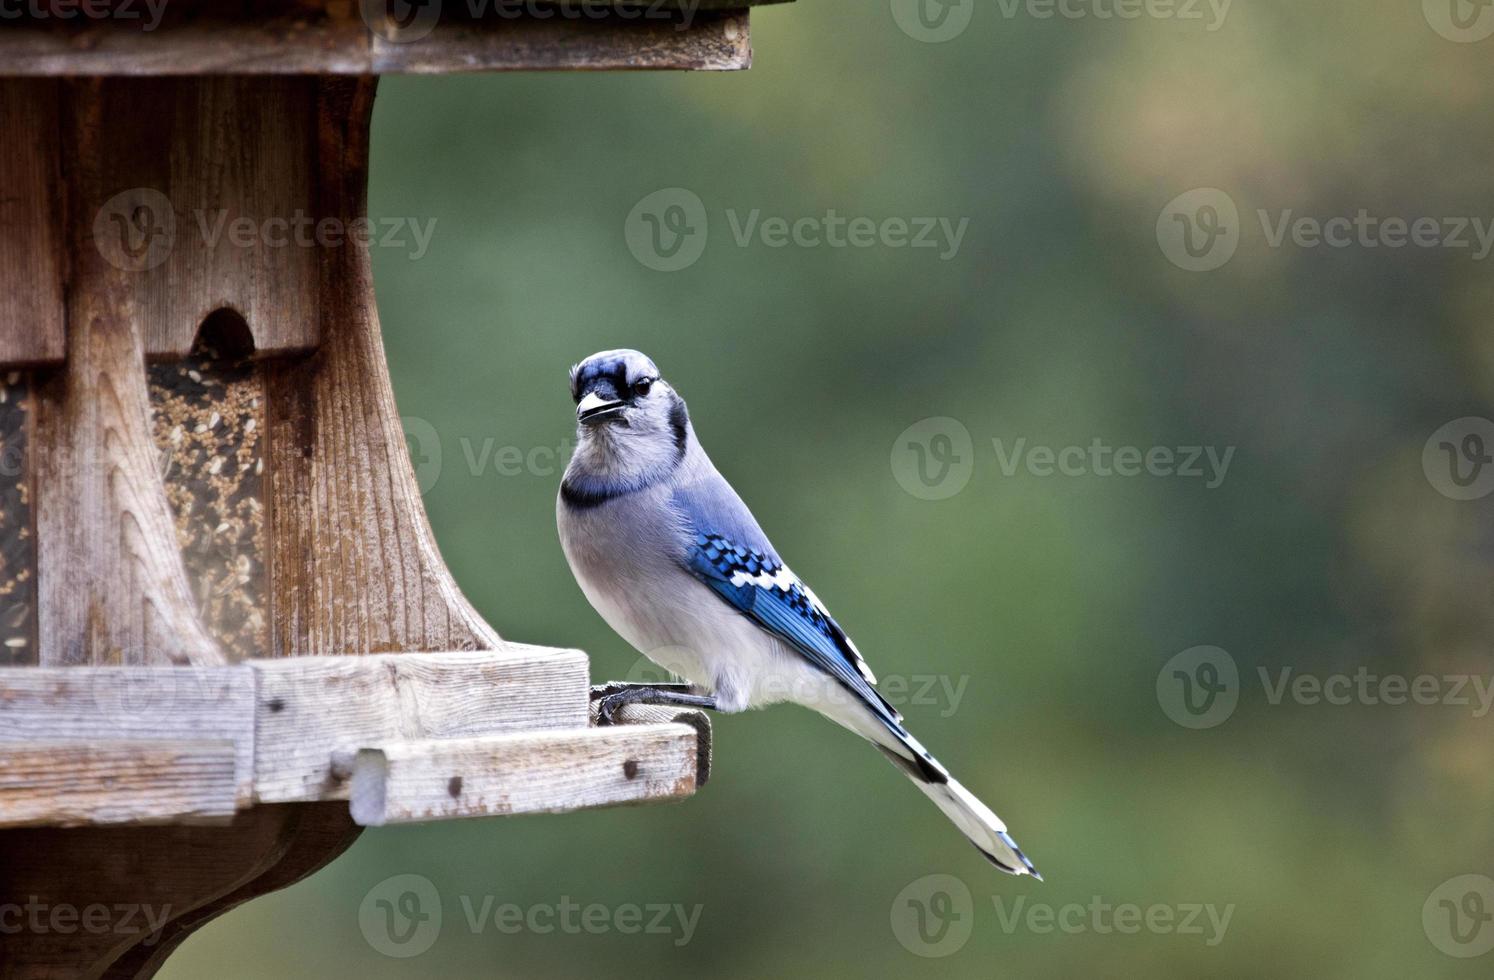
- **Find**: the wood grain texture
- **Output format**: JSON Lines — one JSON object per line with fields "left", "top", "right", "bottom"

{"left": 31, "top": 82, "right": 229, "bottom": 666}
{"left": 263, "top": 78, "right": 501, "bottom": 658}
{"left": 590, "top": 692, "right": 713, "bottom": 788}
{"left": 0, "top": 80, "right": 64, "bottom": 368}
{"left": 253, "top": 647, "right": 589, "bottom": 802}
{"left": 100, "top": 803, "right": 360, "bottom": 980}
{"left": 147, "top": 77, "right": 321, "bottom": 358}
{"left": 0, "top": 666, "right": 256, "bottom": 805}
{"left": 0, "top": 4, "right": 757, "bottom": 75}
{"left": 347, "top": 723, "right": 699, "bottom": 826}
{"left": 0, "top": 741, "right": 239, "bottom": 830}
{"left": 370, "top": 9, "right": 752, "bottom": 73}
{"left": 0, "top": 809, "right": 301, "bottom": 978}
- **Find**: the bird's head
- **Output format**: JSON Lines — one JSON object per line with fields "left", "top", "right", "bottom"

{"left": 566, "top": 349, "right": 690, "bottom": 483}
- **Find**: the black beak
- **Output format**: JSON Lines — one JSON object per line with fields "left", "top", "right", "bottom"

{"left": 577, "top": 391, "right": 626, "bottom": 425}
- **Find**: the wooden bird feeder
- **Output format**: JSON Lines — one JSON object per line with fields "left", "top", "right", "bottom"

{"left": 0, "top": 2, "right": 781, "bottom": 974}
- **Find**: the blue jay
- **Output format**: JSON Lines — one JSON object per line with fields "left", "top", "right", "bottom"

{"left": 557, "top": 349, "right": 1040, "bottom": 878}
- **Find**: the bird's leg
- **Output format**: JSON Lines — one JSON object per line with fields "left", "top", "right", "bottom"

{"left": 592, "top": 683, "right": 719, "bottom": 726}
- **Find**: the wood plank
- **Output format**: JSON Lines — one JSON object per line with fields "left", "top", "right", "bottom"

{"left": 155, "top": 77, "right": 321, "bottom": 358}
{"left": 0, "top": 6, "right": 755, "bottom": 75}
{"left": 371, "top": 10, "right": 751, "bottom": 73}
{"left": 346, "top": 723, "right": 698, "bottom": 826}
{"left": 0, "top": 666, "right": 257, "bottom": 804}
{"left": 0, "top": 740, "right": 238, "bottom": 829}
{"left": 32, "top": 78, "right": 229, "bottom": 667}
{"left": 252, "top": 646, "right": 591, "bottom": 802}
{"left": 0, "top": 80, "right": 65, "bottom": 367}
{"left": 262, "top": 78, "right": 502, "bottom": 658}
{"left": 591, "top": 693, "right": 712, "bottom": 787}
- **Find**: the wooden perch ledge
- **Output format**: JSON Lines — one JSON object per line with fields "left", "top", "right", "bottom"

{"left": 0, "top": 647, "right": 710, "bottom": 831}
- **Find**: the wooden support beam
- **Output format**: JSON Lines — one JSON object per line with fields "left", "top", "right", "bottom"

{"left": 0, "top": 666, "right": 256, "bottom": 805}
{"left": 590, "top": 685, "right": 713, "bottom": 787}
{"left": 0, "top": 740, "right": 239, "bottom": 830}
{"left": 0, "top": 4, "right": 756, "bottom": 76}
{"left": 252, "top": 646, "right": 591, "bottom": 802}
{"left": 0, "top": 80, "right": 64, "bottom": 367}
{"left": 345, "top": 723, "right": 699, "bottom": 827}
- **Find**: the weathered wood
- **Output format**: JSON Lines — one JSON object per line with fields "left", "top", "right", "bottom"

{"left": 0, "top": 3, "right": 760, "bottom": 76}
{"left": 0, "top": 741, "right": 239, "bottom": 830}
{"left": 591, "top": 691, "right": 713, "bottom": 788}
{"left": 263, "top": 78, "right": 501, "bottom": 658}
{"left": 0, "top": 809, "right": 301, "bottom": 977}
{"left": 30, "top": 80, "right": 226, "bottom": 667}
{"left": 0, "top": 80, "right": 64, "bottom": 367}
{"left": 0, "top": 666, "right": 256, "bottom": 807}
{"left": 346, "top": 723, "right": 698, "bottom": 826}
{"left": 101, "top": 802, "right": 360, "bottom": 980}
{"left": 371, "top": 9, "right": 752, "bottom": 73}
{"left": 252, "top": 647, "right": 590, "bottom": 802}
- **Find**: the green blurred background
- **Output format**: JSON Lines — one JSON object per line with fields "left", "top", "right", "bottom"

{"left": 164, "top": 1, "right": 1494, "bottom": 976}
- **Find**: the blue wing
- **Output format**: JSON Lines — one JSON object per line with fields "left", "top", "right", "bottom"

{"left": 682, "top": 529, "right": 902, "bottom": 728}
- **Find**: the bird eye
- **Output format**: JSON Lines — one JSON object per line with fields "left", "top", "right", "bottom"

{"left": 632, "top": 378, "right": 654, "bottom": 397}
